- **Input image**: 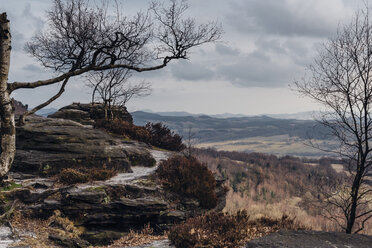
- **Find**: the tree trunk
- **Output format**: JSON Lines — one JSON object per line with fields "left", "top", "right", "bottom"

{"left": 104, "top": 102, "right": 108, "bottom": 121}
{"left": 0, "top": 13, "right": 15, "bottom": 178}
{"left": 345, "top": 166, "right": 363, "bottom": 233}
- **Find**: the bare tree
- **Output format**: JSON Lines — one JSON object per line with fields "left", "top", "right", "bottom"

{"left": 183, "top": 127, "right": 198, "bottom": 158}
{"left": 0, "top": 0, "right": 222, "bottom": 178}
{"left": 86, "top": 69, "right": 151, "bottom": 120}
{"left": 296, "top": 8, "right": 372, "bottom": 233}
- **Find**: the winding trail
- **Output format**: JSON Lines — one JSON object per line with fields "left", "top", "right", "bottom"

{"left": 105, "top": 149, "right": 171, "bottom": 185}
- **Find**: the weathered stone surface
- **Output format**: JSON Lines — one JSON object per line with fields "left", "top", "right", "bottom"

{"left": 48, "top": 102, "right": 133, "bottom": 125}
{"left": 12, "top": 117, "right": 156, "bottom": 174}
{"left": 12, "top": 170, "right": 226, "bottom": 245}
{"left": 49, "top": 109, "right": 92, "bottom": 125}
{"left": 245, "top": 230, "right": 372, "bottom": 248}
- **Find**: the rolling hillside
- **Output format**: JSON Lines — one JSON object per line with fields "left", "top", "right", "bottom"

{"left": 132, "top": 111, "right": 336, "bottom": 157}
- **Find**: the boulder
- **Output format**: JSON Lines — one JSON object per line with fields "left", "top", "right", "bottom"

{"left": 12, "top": 117, "right": 153, "bottom": 175}
{"left": 48, "top": 102, "right": 133, "bottom": 125}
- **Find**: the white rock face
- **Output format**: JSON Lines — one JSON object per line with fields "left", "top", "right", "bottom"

{"left": 105, "top": 149, "right": 171, "bottom": 185}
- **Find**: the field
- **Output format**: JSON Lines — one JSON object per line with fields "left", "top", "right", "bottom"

{"left": 196, "top": 135, "right": 338, "bottom": 158}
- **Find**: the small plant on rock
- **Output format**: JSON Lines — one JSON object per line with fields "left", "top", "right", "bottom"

{"left": 58, "top": 168, "right": 89, "bottom": 184}
{"left": 58, "top": 167, "right": 117, "bottom": 184}
{"left": 95, "top": 119, "right": 151, "bottom": 143}
{"left": 145, "top": 122, "right": 185, "bottom": 151}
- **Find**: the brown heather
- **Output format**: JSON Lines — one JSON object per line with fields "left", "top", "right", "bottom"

{"left": 156, "top": 156, "right": 217, "bottom": 209}
{"left": 94, "top": 119, "right": 151, "bottom": 144}
{"left": 58, "top": 167, "right": 117, "bottom": 185}
{"left": 145, "top": 122, "right": 185, "bottom": 151}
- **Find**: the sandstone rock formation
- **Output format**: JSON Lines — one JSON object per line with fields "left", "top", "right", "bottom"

{"left": 3, "top": 112, "right": 226, "bottom": 246}
{"left": 12, "top": 117, "right": 154, "bottom": 175}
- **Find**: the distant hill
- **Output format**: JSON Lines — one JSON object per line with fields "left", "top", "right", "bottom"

{"left": 132, "top": 111, "right": 336, "bottom": 157}
{"left": 36, "top": 108, "right": 58, "bottom": 117}
{"left": 136, "top": 110, "right": 317, "bottom": 120}
{"left": 266, "top": 111, "right": 317, "bottom": 120}
{"left": 132, "top": 111, "right": 330, "bottom": 142}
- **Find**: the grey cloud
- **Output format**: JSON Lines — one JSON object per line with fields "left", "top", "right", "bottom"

{"left": 171, "top": 40, "right": 306, "bottom": 87}
{"left": 255, "top": 38, "right": 312, "bottom": 66}
{"left": 227, "top": 0, "right": 350, "bottom": 37}
{"left": 22, "top": 3, "right": 45, "bottom": 32}
{"left": 11, "top": 32, "right": 26, "bottom": 51}
{"left": 255, "top": 39, "right": 286, "bottom": 55}
{"left": 170, "top": 60, "right": 216, "bottom": 81}
{"left": 215, "top": 44, "right": 240, "bottom": 56}
{"left": 217, "top": 50, "right": 300, "bottom": 87}
{"left": 22, "top": 64, "right": 44, "bottom": 73}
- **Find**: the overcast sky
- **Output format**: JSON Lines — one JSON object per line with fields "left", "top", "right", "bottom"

{"left": 1, "top": 0, "right": 363, "bottom": 115}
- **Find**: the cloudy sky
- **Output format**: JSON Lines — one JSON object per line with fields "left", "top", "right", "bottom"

{"left": 1, "top": 0, "right": 362, "bottom": 115}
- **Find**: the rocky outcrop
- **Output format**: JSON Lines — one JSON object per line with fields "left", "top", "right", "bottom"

{"left": 12, "top": 116, "right": 155, "bottom": 175}
{"left": 48, "top": 102, "right": 133, "bottom": 125}
{"left": 3, "top": 114, "right": 227, "bottom": 246}
{"left": 245, "top": 230, "right": 372, "bottom": 248}
{"left": 7, "top": 164, "right": 226, "bottom": 245}
{"left": 12, "top": 98, "right": 28, "bottom": 116}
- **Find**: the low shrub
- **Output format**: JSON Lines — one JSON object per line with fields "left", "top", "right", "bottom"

{"left": 95, "top": 119, "right": 151, "bottom": 143}
{"left": 90, "top": 169, "right": 117, "bottom": 181}
{"left": 169, "top": 211, "right": 307, "bottom": 248}
{"left": 58, "top": 167, "right": 117, "bottom": 184}
{"left": 95, "top": 119, "right": 185, "bottom": 151}
{"left": 156, "top": 156, "right": 217, "bottom": 209}
{"left": 145, "top": 122, "right": 185, "bottom": 151}
{"left": 59, "top": 168, "right": 89, "bottom": 184}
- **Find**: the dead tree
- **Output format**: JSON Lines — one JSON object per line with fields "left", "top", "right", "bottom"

{"left": 0, "top": 0, "right": 222, "bottom": 178}
{"left": 296, "top": 8, "right": 372, "bottom": 233}
{"left": 86, "top": 69, "right": 151, "bottom": 120}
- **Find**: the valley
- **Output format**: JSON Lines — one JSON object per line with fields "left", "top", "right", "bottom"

{"left": 132, "top": 111, "right": 336, "bottom": 157}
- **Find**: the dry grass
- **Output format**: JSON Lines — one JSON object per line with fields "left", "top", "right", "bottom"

{"left": 10, "top": 211, "right": 57, "bottom": 247}
{"left": 196, "top": 135, "right": 338, "bottom": 157}
{"left": 9, "top": 210, "right": 86, "bottom": 248}
{"left": 224, "top": 189, "right": 372, "bottom": 235}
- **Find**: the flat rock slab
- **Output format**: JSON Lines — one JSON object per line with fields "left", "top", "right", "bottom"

{"left": 245, "top": 230, "right": 372, "bottom": 248}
